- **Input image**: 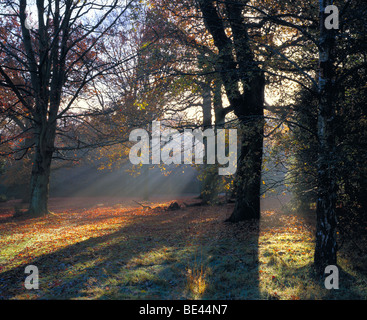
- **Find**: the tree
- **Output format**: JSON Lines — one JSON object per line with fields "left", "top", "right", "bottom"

{"left": 280, "top": 0, "right": 367, "bottom": 271}
{"left": 259, "top": 0, "right": 367, "bottom": 270}
{"left": 196, "top": 0, "right": 265, "bottom": 221}
{"left": 313, "top": 0, "right": 339, "bottom": 272}
{"left": 0, "top": 0, "right": 136, "bottom": 216}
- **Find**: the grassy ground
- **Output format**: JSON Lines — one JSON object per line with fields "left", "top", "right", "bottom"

{"left": 0, "top": 197, "right": 366, "bottom": 300}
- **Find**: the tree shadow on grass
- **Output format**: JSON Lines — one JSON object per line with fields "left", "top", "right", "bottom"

{"left": 198, "top": 220, "right": 260, "bottom": 300}
{"left": 0, "top": 205, "right": 261, "bottom": 300}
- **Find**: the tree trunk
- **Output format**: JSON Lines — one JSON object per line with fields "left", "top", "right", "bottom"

{"left": 200, "top": 79, "right": 221, "bottom": 204}
{"left": 227, "top": 116, "right": 264, "bottom": 222}
{"left": 314, "top": 0, "right": 338, "bottom": 272}
{"left": 226, "top": 73, "right": 265, "bottom": 222}
{"left": 201, "top": 80, "right": 212, "bottom": 130}
{"left": 213, "top": 78, "right": 225, "bottom": 128}
{"left": 197, "top": 0, "right": 265, "bottom": 221}
{"left": 143, "top": 164, "right": 149, "bottom": 200}
{"left": 314, "top": 167, "right": 338, "bottom": 271}
{"left": 27, "top": 125, "right": 55, "bottom": 217}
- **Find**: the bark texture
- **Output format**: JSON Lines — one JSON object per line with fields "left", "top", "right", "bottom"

{"left": 314, "top": 0, "right": 338, "bottom": 272}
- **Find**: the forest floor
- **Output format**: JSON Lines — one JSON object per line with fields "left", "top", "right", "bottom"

{"left": 0, "top": 196, "right": 366, "bottom": 300}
